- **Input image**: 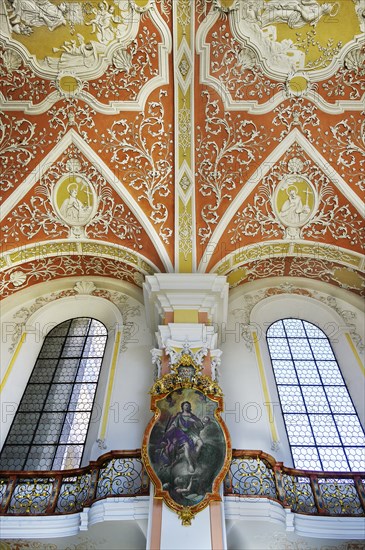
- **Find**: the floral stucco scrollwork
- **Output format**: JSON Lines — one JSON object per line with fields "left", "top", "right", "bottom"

{"left": 196, "top": 90, "right": 267, "bottom": 244}
{"left": 229, "top": 144, "right": 364, "bottom": 248}
{"left": 2, "top": 146, "right": 143, "bottom": 246}
{"left": 100, "top": 90, "right": 173, "bottom": 243}
{"left": 0, "top": 113, "right": 46, "bottom": 197}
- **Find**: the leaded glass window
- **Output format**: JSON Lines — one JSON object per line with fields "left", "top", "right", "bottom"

{"left": 0, "top": 318, "right": 107, "bottom": 471}
{"left": 267, "top": 318, "right": 365, "bottom": 472}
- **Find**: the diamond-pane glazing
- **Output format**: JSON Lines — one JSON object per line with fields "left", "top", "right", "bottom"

{"left": 267, "top": 318, "right": 365, "bottom": 472}
{"left": 291, "top": 447, "right": 321, "bottom": 470}
{"left": 0, "top": 318, "right": 107, "bottom": 471}
{"left": 278, "top": 386, "right": 306, "bottom": 413}
{"left": 318, "top": 447, "right": 349, "bottom": 471}
{"left": 295, "top": 361, "right": 321, "bottom": 385}
{"left": 284, "top": 414, "right": 315, "bottom": 445}
{"left": 325, "top": 387, "right": 355, "bottom": 414}
{"left": 267, "top": 338, "right": 291, "bottom": 359}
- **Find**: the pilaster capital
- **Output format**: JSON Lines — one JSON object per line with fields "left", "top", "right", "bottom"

{"left": 143, "top": 274, "right": 229, "bottom": 333}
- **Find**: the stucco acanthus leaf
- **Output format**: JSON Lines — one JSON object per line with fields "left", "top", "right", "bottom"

{"left": 100, "top": 91, "right": 173, "bottom": 243}
{"left": 91, "top": 27, "right": 159, "bottom": 101}
{"left": 8, "top": 290, "right": 76, "bottom": 352}
{"left": 229, "top": 144, "right": 364, "bottom": 247}
{"left": 322, "top": 114, "right": 365, "bottom": 192}
{"left": 0, "top": 113, "right": 46, "bottom": 196}
{"left": 322, "top": 46, "right": 365, "bottom": 101}
{"left": 210, "top": 27, "right": 277, "bottom": 102}
{"left": 272, "top": 98, "right": 320, "bottom": 142}
{"left": 2, "top": 147, "right": 143, "bottom": 247}
{"left": 1, "top": 256, "right": 143, "bottom": 301}
{"left": 197, "top": 90, "right": 267, "bottom": 243}
{"left": 176, "top": 0, "right": 191, "bottom": 34}
{"left": 48, "top": 93, "right": 97, "bottom": 142}
{"left": 0, "top": 47, "right": 49, "bottom": 104}
{"left": 155, "top": 0, "right": 172, "bottom": 18}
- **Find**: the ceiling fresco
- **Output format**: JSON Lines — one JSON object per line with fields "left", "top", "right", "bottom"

{"left": 0, "top": 0, "right": 364, "bottom": 297}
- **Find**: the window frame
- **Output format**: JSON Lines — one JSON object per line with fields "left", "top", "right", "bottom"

{"left": 0, "top": 317, "right": 108, "bottom": 471}
{"left": 266, "top": 317, "right": 365, "bottom": 472}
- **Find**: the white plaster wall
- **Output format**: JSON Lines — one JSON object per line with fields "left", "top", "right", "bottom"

{"left": 94, "top": 307, "right": 154, "bottom": 456}
{"left": 0, "top": 278, "right": 154, "bottom": 462}
{"left": 220, "top": 278, "right": 365, "bottom": 467}
{"left": 219, "top": 314, "right": 276, "bottom": 459}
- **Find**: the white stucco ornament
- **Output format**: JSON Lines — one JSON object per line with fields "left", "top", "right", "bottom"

{"left": 9, "top": 270, "right": 27, "bottom": 287}
{"left": 273, "top": 171, "right": 318, "bottom": 239}
{"left": 52, "top": 174, "right": 98, "bottom": 238}
{"left": 73, "top": 281, "right": 97, "bottom": 295}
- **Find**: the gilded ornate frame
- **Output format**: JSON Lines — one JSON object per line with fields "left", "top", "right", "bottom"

{"left": 142, "top": 354, "right": 232, "bottom": 525}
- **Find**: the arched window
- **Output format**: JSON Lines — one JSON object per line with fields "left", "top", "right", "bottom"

{"left": 0, "top": 318, "right": 107, "bottom": 471}
{"left": 267, "top": 318, "right": 365, "bottom": 472}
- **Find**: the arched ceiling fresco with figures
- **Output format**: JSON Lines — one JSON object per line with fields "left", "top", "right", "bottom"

{"left": 0, "top": 0, "right": 364, "bottom": 298}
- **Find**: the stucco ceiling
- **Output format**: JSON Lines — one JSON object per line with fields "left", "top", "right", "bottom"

{"left": 1, "top": 0, "right": 364, "bottom": 299}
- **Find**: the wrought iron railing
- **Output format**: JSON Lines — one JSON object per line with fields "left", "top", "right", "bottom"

{"left": 0, "top": 450, "right": 148, "bottom": 515}
{"left": 225, "top": 450, "right": 365, "bottom": 516}
{"left": 0, "top": 449, "right": 364, "bottom": 516}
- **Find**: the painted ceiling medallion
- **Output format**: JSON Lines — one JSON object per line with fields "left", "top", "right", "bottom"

{"left": 0, "top": 0, "right": 152, "bottom": 79}
{"left": 273, "top": 174, "right": 318, "bottom": 239}
{"left": 53, "top": 174, "right": 97, "bottom": 237}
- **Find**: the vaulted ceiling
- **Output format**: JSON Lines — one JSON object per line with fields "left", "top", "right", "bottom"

{"left": 1, "top": 0, "right": 364, "bottom": 299}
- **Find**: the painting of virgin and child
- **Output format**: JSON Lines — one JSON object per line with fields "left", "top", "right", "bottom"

{"left": 147, "top": 389, "right": 226, "bottom": 507}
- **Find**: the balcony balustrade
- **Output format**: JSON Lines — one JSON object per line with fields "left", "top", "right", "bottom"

{"left": 0, "top": 450, "right": 364, "bottom": 517}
